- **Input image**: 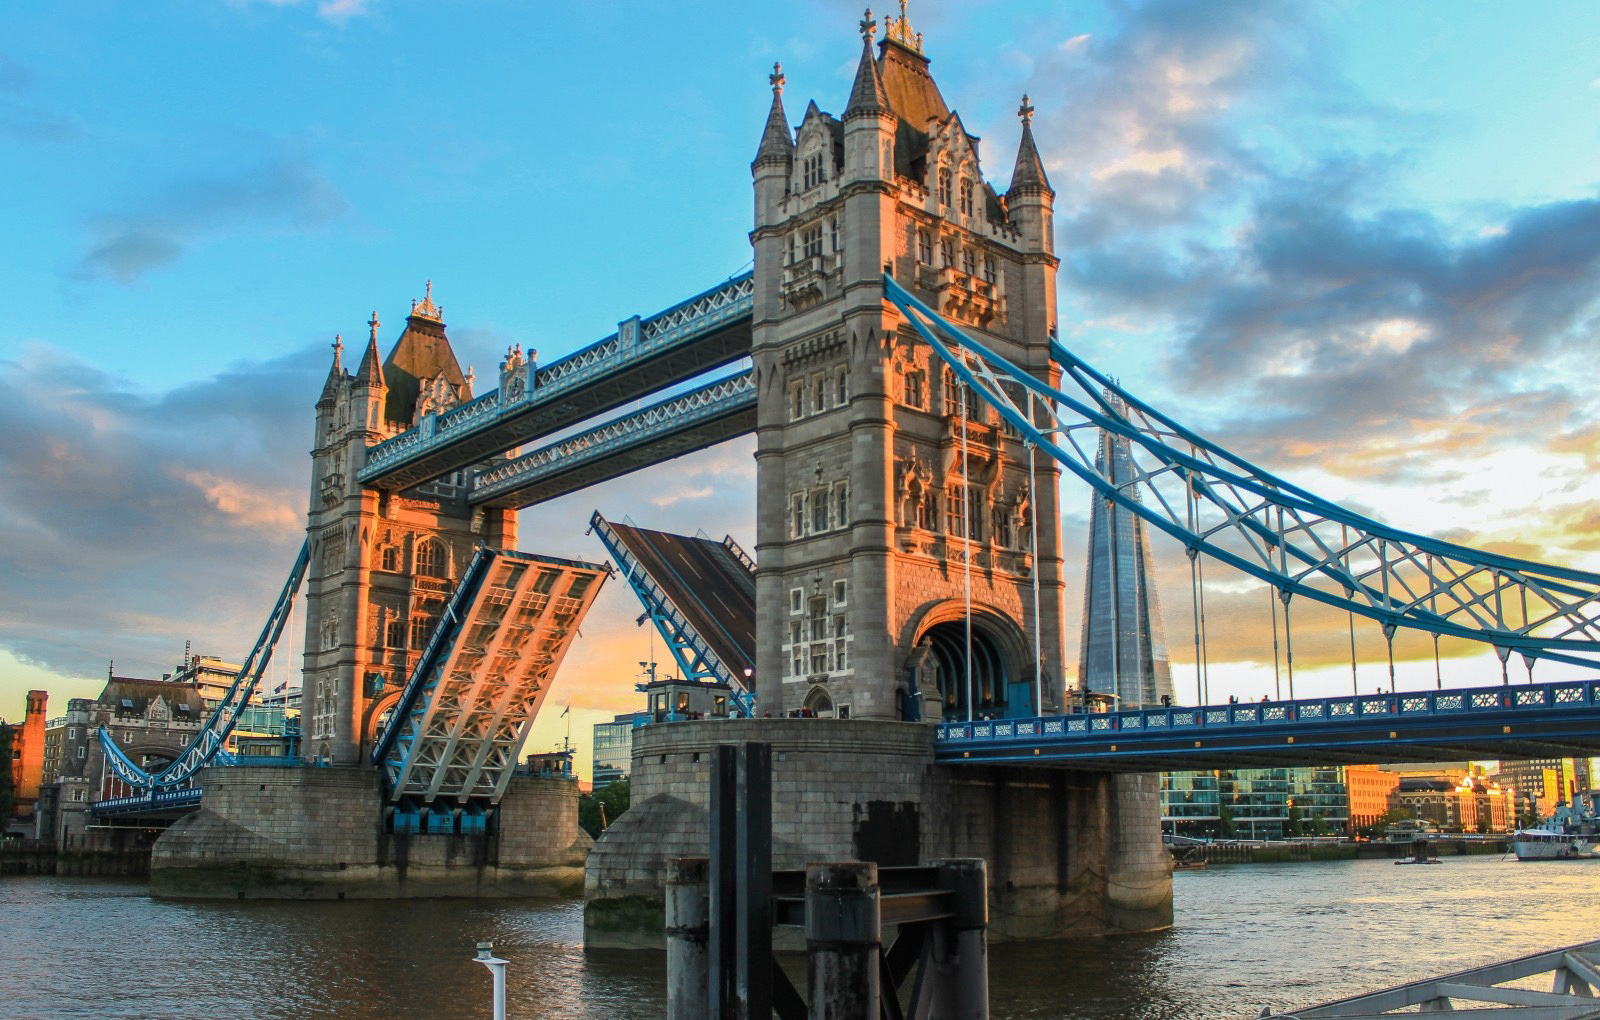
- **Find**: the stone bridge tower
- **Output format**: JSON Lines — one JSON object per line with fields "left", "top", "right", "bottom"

{"left": 751, "top": 10, "right": 1067, "bottom": 721}
{"left": 303, "top": 288, "right": 516, "bottom": 764}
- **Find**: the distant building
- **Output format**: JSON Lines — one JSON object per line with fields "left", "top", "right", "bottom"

{"left": 1344, "top": 764, "right": 1400, "bottom": 831}
{"left": 1381, "top": 763, "right": 1511, "bottom": 833}
{"left": 592, "top": 713, "right": 642, "bottom": 788}
{"left": 1162, "top": 767, "right": 1348, "bottom": 840}
{"left": 7, "top": 690, "right": 47, "bottom": 819}
{"left": 1494, "top": 758, "right": 1582, "bottom": 821}
{"left": 33, "top": 675, "right": 209, "bottom": 848}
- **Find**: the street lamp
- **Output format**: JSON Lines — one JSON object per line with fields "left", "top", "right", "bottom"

{"left": 474, "top": 941, "right": 507, "bottom": 1020}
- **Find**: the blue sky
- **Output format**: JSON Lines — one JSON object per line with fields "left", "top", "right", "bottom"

{"left": 3, "top": 1, "right": 1598, "bottom": 773}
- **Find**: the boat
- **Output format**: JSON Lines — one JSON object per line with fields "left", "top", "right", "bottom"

{"left": 1512, "top": 828, "right": 1599, "bottom": 861}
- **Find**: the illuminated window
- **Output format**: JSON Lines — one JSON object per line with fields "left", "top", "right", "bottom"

{"left": 415, "top": 540, "right": 445, "bottom": 578}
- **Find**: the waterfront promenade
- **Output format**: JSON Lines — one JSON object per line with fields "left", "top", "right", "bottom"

{"left": 6, "top": 855, "right": 1599, "bottom": 1019}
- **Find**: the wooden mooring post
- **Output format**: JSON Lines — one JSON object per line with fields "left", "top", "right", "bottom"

{"left": 666, "top": 741, "right": 990, "bottom": 1019}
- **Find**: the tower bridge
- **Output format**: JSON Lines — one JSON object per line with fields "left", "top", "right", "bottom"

{"left": 135, "top": 6, "right": 1600, "bottom": 934}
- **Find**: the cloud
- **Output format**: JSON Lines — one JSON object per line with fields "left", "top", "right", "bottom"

{"left": 0, "top": 51, "right": 79, "bottom": 142}
{"left": 229, "top": 0, "right": 373, "bottom": 24}
{"left": 74, "top": 157, "right": 348, "bottom": 283}
{"left": 0, "top": 343, "right": 321, "bottom": 680}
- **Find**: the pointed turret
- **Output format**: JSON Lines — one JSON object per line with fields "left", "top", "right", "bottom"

{"left": 1007, "top": 95, "right": 1053, "bottom": 198}
{"left": 317, "top": 335, "right": 343, "bottom": 407}
{"left": 382, "top": 282, "right": 467, "bottom": 426}
{"left": 753, "top": 62, "right": 794, "bottom": 169}
{"left": 844, "top": 11, "right": 890, "bottom": 119}
{"left": 355, "top": 312, "right": 384, "bottom": 390}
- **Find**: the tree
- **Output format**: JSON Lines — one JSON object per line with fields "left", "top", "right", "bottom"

{"left": 1310, "top": 810, "right": 1332, "bottom": 837}
{"left": 1218, "top": 801, "right": 1236, "bottom": 838}
{"left": 579, "top": 778, "right": 631, "bottom": 839}
{"left": 0, "top": 724, "right": 14, "bottom": 821}
{"left": 1285, "top": 803, "right": 1304, "bottom": 837}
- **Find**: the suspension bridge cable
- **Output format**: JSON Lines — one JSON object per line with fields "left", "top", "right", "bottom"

{"left": 1342, "top": 524, "right": 1358, "bottom": 696}
{"left": 1270, "top": 585, "right": 1283, "bottom": 701}
{"left": 1283, "top": 591, "right": 1296, "bottom": 701}
{"left": 961, "top": 381, "right": 974, "bottom": 722}
{"left": 1428, "top": 553, "right": 1441, "bottom": 689}
{"left": 1385, "top": 623, "right": 1397, "bottom": 694}
{"left": 1026, "top": 428, "right": 1043, "bottom": 715}
{"left": 1186, "top": 472, "right": 1203, "bottom": 707}
{"left": 1197, "top": 550, "right": 1211, "bottom": 706}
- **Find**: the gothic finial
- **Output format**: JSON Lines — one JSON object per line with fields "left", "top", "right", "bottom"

{"left": 410, "top": 280, "right": 442, "bottom": 322}
{"left": 769, "top": 61, "right": 785, "bottom": 94}
{"left": 859, "top": 8, "right": 876, "bottom": 42}
{"left": 885, "top": 0, "right": 920, "bottom": 52}
{"left": 367, "top": 311, "right": 380, "bottom": 342}
{"left": 1018, "top": 94, "right": 1035, "bottom": 125}
{"left": 332, "top": 334, "right": 343, "bottom": 358}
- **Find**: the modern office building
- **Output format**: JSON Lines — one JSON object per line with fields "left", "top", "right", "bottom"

{"left": 1162, "top": 767, "right": 1349, "bottom": 840}
{"left": 1077, "top": 402, "right": 1173, "bottom": 710}
{"left": 592, "top": 712, "right": 640, "bottom": 789}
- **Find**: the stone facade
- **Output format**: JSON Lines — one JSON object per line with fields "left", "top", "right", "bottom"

{"left": 584, "top": 719, "right": 1171, "bottom": 946}
{"left": 750, "top": 14, "right": 1066, "bottom": 723}
{"left": 303, "top": 300, "right": 516, "bottom": 765}
{"left": 151, "top": 765, "right": 588, "bottom": 899}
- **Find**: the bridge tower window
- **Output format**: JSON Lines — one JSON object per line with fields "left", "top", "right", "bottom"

{"left": 802, "top": 151, "right": 825, "bottom": 190}
{"left": 939, "top": 238, "right": 955, "bottom": 268}
{"left": 810, "top": 488, "right": 829, "bottom": 533}
{"left": 385, "top": 617, "right": 406, "bottom": 650}
{"left": 903, "top": 370, "right": 925, "bottom": 409}
{"left": 834, "top": 482, "right": 850, "bottom": 528}
{"left": 916, "top": 230, "right": 932, "bottom": 265}
{"left": 958, "top": 177, "right": 974, "bottom": 217}
{"left": 415, "top": 539, "right": 445, "bottom": 578}
{"left": 813, "top": 375, "right": 826, "bottom": 413}
{"left": 802, "top": 224, "right": 823, "bottom": 259}
{"left": 835, "top": 369, "right": 849, "bottom": 406}
{"left": 961, "top": 248, "right": 976, "bottom": 276}
{"left": 983, "top": 255, "right": 997, "bottom": 285}
{"left": 409, "top": 613, "right": 433, "bottom": 650}
{"left": 937, "top": 165, "right": 952, "bottom": 207}
{"left": 791, "top": 494, "right": 806, "bottom": 537}
{"left": 792, "top": 384, "right": 805, "bottom": 420}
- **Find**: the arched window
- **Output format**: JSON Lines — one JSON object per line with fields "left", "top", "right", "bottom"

{"left": 409, "top": 613, "right": 433, "bottom": 650}
{"left": 939, "top": 238, "right": 954, "bottom": 268}
{"left": 415, "top": 540, "right": 445, "bottom": 578}
{"left": 385, "top": 617, "right": 406, "bottom": 649}
{"left": 916, "top": 230, "right": 932, "bottom": 265}
{"left": 937, "top": 165, "right": 952, "bottom": 207}
{"left": 835, "top": 370, "right": 849, "bottom": 406}
{"left": 835, "top": 483, "right": 850, "bottom": 527}
{"left": 959, "top": 177, "right": 974, "bottom": 216}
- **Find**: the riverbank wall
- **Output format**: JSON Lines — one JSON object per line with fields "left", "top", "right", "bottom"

{"left": 2, "top": 832, "right": 155, "bottom": 876}
{"left": 584, "top": 718, "right": 1172, "bottom": 948}
{"left": 150, "top": 765, "right": 589, "bottom": 899}
{"left": 1176, "top": 838, "right": 1512, "bottom": 865}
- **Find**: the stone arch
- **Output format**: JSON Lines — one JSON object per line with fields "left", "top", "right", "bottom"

{"left": 802, "top": 684, "right": 834, "bottom": 719}
{"left": 361, "top": 688, "right": 404, "bottom": 758}
{"left": 901, "top": 600, "right": 1031, "bottom": 721}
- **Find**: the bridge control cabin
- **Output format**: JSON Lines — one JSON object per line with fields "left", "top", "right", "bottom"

{"left": 639, "top": 676, "right": 737, "bottom": 724}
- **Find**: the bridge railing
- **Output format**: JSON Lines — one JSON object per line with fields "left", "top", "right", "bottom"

{"left": 936, "top": 678, "right": 1600, "bottom": 745}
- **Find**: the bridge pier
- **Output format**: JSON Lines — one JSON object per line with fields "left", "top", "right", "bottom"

{"left": 150, "top": 765, "right": 589, "bottom": 899}
{"left": 584, "top": 719, "right": 1171, "bottom": 947}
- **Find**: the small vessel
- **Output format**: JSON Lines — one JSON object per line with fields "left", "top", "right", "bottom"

{"left": 1512, "top": 828, "right": 1598, "bottom": 861}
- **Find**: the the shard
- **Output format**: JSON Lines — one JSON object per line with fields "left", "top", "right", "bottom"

{"left": 1077, "top": 396, "right": 1175, "bottom": 709}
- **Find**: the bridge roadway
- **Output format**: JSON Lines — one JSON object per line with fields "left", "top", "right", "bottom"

{"left": 358, "top": 273, "right": 753, "bottom": 492}
{"left": 602, "top": 518, "right": 757, "bottom": 680}
{"left": 936, "top": 678, "right": 1600, "bottom": 771}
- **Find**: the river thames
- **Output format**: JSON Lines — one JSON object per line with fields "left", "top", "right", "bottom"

{"left": 4, "top": 855, "right": 1598, "bottom": 1019}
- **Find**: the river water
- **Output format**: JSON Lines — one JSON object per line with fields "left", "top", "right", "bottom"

{"left": 4, "top": 855, "right": 1598, "bottom": 1019}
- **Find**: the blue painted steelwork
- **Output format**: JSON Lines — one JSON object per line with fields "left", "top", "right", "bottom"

{"left": 935, "top": 678, "right": 1600, "bottom": 770}
{"left": 98, "top": 541, "right": 310, "bottom": 793}
{"left": 359, "top": 272, "right": 755, "bottom": 490}
{"left": 589, "top": 511, "right": 755, "bottom": 717}
{"left": 372, "top": 548, "right": 608, "bottom": 817}
{"left": 883, "top": 274, "right": 1600, "bottom": 671}
{"left": 370, "top": 548, "right": 496, "bottom": 770}
{"left": 90, "top": 786, "right": 202, "bottom": 817}
{"left": 469, "top": 370, "right": 756, "bottom": 508}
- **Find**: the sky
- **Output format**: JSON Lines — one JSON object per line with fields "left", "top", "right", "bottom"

{"left": 2, "top": 1, "right": 1598, "bottom": 778}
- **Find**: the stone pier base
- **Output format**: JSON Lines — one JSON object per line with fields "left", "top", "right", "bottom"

{"left": 151, "top": 765, "right": 589, "bottom": 899}
{"left": 584, "top": 719, "right": 1171, "bottom": 947}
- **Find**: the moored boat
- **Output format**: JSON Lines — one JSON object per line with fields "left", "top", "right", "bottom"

{"left": 1512, "top": 828, "right": 1599, "bottom": 861}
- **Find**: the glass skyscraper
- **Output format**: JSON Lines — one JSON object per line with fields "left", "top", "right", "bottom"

{"left": 1077, "top": 399, "right": 1174, "bottom": 709}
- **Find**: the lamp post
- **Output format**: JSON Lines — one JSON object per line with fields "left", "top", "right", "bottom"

{"left": 474, "top": 941, "right": 507, "bottom": 1020}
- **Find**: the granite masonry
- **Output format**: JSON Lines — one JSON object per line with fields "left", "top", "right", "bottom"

{"left": 584, "top": 719, "right": 1171, "bottom": 947}
{"left": 151, "top": 765, "right": 588, "bottom": 899}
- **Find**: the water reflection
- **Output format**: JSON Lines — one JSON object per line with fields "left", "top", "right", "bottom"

{"left": 6, "top": 856, "right": 1600, "bottom": 1019}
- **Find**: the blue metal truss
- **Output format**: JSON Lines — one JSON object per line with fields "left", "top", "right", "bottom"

{"left": 883, "top": 274, "right": 1600, "bottom": 672}
{"left": 99, "top": 541, "right": 310, "bottom": 792}
{"left": 371, "top": 548, "right": 608, "bottom": 812}
{"left": 589, "top": 511, "right": 755, "bottom": 717}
